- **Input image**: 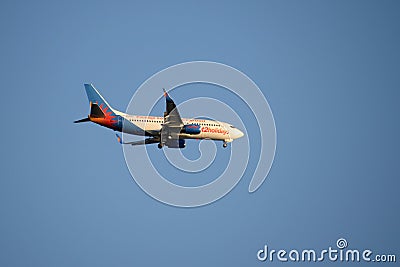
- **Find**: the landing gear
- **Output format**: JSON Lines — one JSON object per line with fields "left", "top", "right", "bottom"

{"left": 223, "top": 142, "right": 228, "bottom": 148}
{"left": 158, "top": 143, "right": 163, "bottom": 149}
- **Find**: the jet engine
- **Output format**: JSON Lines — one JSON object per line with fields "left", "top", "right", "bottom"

{"left": 182, "top": 124, "right": 201, "bottom": 134}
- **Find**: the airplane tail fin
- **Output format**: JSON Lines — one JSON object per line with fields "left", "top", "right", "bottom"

{"left": 74, "top": 83, "right": 121, "bottom": 125}
{"left": 84, "top": 84, "right": 114, "bottom": 111}
{"left": 84, "top": 83, "right": 120, "bottom": 118}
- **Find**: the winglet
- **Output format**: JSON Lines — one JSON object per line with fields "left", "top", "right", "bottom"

{"left": 163, "top": 88, "right": 172, "bottom": 102}
{"left": 116, "top": 133, "right": 122, "bottom": 144}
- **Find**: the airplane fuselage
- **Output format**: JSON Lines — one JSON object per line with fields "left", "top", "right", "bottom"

{"left": 76, "top": 84, "right": 244, "bottom": 148}
{"left": 92, "top": 111, "right": 242, "bottom": 142}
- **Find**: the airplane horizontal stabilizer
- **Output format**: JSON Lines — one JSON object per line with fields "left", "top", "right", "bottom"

{"left": 74, "top": 117, "right": 90, "bottom": 123}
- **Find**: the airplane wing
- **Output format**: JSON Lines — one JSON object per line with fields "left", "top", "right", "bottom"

{"left": 163, "top": 88, "right": 183, "bottom": 126}
{"left": 161, "top": 89, "right": 184, "bottom": 147}
{"left": 115, "top": 90, "right": 185, "bottom": 148}
{"left": 116, "top": 134, "right": 159, "bottom": 146}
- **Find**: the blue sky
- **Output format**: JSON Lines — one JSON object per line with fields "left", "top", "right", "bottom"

{"left": 1, "top": 1, "right": 399, "bottom": 266}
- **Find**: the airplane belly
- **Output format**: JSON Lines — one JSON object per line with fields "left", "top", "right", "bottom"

{"left": 179, "top": 131, "right": 225, "bottom": 140}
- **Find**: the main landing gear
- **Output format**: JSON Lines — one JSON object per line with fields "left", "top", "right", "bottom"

{"left": 223, "top": 141, "right": 228, "bottom": 148}
{"left": 158, "top": 143, "right": 163, "bottom": 149}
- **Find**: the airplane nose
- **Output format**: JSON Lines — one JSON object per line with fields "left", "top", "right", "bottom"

{"left": 233, "top": 128, "right": 244, "bottom": 139}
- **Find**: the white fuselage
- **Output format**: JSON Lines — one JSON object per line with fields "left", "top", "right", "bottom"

{"left": 120, "top": 113, "right": 243, "bottom": 142}
{"left": 77, "top": 84, "right": 245, "bottom": 147}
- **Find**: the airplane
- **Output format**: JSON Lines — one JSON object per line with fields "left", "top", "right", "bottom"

{"left": 74, "top": 84, "right": 244, "bottom": 148}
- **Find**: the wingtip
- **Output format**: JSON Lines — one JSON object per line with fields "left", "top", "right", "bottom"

{"left": 116, "top": 133, "right": 122, "bottom": 144}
